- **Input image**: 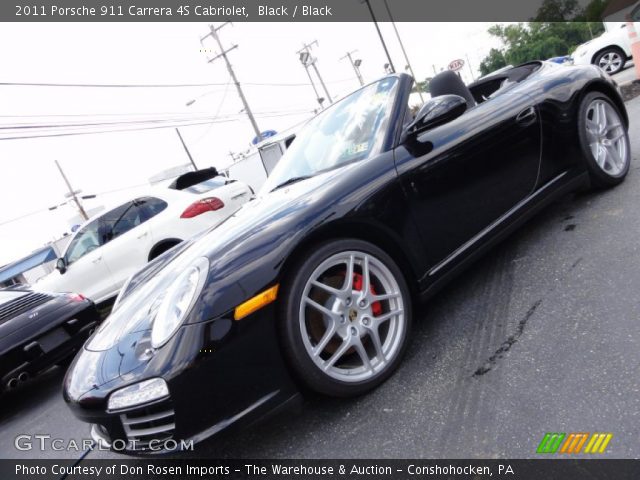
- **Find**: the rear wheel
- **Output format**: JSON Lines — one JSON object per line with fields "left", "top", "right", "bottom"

{"left": 594, "top": 48, "right": 625, "bottom": 75}
{"left": 578, "top": 92, "right": 630, "bottom": 189}
{"left": 279, "top": 239, "right": 412, "bottom": 397}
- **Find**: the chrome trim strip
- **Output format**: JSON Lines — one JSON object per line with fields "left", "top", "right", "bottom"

{"left": 121, "top": 419, "right": 175, "bottom": 437}
{"left": 428, "top": 171, "right": 568, "bottom": 277}
{"left": 122, "top": 409, "right": 174, "bottom": 426}
{"left": 189, "top": 390, "right": 279, "bottom": 445}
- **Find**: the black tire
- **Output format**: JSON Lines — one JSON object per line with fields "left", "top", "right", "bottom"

{"left": 278, "top": 239, "right": 413, "bottom": 397}
{"left": 593, "top": 47, "right": 626, "bottom": 75}
{"left": 577, "top": 92, "right": 630, "bottom": 190}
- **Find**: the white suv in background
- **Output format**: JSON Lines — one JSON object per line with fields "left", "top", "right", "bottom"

{"left": 572, "top": 21, "right": 640, "bottom": 75}
{"left": 37, "top": 170, "right": 252, "bottom": 303}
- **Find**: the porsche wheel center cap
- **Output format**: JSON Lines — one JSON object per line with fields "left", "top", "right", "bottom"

{"left": 348, "top": 309, "right": 358, "bottom": 322}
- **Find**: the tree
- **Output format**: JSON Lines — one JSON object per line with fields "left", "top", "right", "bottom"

{"left": 533, "top": 0, "right": 580, "bottom": 21}
{"left": 478, "top": 0, "right": 606, "bottom": 76}
{"left": 479, "top": 49, "right": 508, "bottom": 76}
{"left": 412, "top": 77, "right": 433, "bottom": 94}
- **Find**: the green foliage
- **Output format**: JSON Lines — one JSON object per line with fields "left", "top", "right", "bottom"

{"left": 479, "top": 49, "right": 508, "bottom": 77}
{"left": 412, "top": 77, "right": 433, "bottom": 94}
{"left": 478, "top": 0, "right": 607, "bottom": 77}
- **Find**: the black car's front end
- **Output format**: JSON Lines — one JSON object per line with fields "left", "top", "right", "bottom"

{"left": 63, "top": 230, "right": 303, "bottom": 454}
{"left": 0, "top": 287, "right": 100, "bottom": 392}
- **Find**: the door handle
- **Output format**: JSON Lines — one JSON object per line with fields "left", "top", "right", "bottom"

{"left": 516, "top": 106, "right": 537, "bottom": 125}
{"left": 92, "top": 256, "right": 102, "bottom": 264}
{"left": 136, "top": 232, "right": 148, "bottom": 239}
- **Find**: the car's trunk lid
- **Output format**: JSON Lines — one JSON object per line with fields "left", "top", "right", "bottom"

{"left": 0, "top": 291, "right": 52, "bottom": 326}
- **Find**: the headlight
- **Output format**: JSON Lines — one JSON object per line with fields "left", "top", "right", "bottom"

{"left": 107, "top": 378, "right": 169, "bottom": 411}
{"left": 150, "top": 257, "right": 209, "bottom": 348}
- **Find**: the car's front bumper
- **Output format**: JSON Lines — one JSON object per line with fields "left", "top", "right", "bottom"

{"left": 63, "top": 303, "right": 300, "bottom": 455}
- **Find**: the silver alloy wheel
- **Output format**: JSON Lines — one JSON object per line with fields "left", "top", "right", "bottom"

{"left": 299, "top": 251, "right": 405, "bottom": 382}
{"left": 585, "top": 99, "right": 628, "bottom": 176}
{"left": 597, "top": 51, "right": 623, "bottom": 73}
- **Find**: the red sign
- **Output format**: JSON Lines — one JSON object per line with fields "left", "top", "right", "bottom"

{"left": 448, "top": 59, "right": 465, "bottom": 71}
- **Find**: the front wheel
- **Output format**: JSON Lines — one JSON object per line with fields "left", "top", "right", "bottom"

{"left": 279, "top": 239, "right": 412, "bottom": 397}
{"left": 578, "top": 92, "right": 630, "bottom": 189}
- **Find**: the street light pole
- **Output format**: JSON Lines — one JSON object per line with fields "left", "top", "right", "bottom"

{"left": 341, "top": 50, "right": 364, "bottom": 86}
{"left": 298, "top": 41, "right": 333, "bottom": 104}
{"left": 363, "top": 0, "right": 395, "bottom": 73}
{"left": 302, "top": 60, "right": 324, "bottom": 108}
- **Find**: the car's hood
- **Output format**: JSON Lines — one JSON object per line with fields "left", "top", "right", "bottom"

{"left": 67, "top": 166, "right": 358, "bottom": 397}
{"left": 86, "top": 165, "right": 354, "bottom": 354}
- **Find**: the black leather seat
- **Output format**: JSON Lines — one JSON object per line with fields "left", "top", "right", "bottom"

{"left": 429, "top": 70, "right": 476, "bottom": 108}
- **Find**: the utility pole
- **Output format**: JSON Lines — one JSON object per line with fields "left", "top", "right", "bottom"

{"left": 175, "top": 128, "right": 197, "bottom": 170}
{"left": 298, "top": 41, "right": 332, "bottom": 105}
{"left": 362, "top": 0, "right": 395, "bottom": 73}
{"left": 54, "top": 160, "right": 88, "bottom": 221}
{"left": 202, "top": 23, "right": 260, "bottom": 139}
{"left": 382, "top": 0, "right": 422, "bottom": 101}
{"left": 341, "top": 50, "right": 364, "bottom": 86}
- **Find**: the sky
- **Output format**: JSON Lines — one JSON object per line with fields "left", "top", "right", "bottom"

{"left": 0, "top": 21, "right": 504, "bottom": 266}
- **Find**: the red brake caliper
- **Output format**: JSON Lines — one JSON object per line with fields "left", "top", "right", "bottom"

{"left": 352, "top": 272, "right": 382, "bottom": 316}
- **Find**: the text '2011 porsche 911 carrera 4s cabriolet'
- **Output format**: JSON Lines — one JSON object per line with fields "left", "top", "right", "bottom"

{"left": 64, "top": 61, "right": 630, "bottom": 453}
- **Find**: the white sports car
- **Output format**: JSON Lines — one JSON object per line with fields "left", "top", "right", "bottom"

{"left": 37, "top": 169, "right": 252, "bottom": 304}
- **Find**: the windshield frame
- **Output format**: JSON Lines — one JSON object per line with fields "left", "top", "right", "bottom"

{"left": 260, "top": 74, "right": 408, "bottom": 194}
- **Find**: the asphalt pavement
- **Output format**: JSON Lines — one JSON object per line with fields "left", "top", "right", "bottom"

{"left": 1, "top": 96, "right": 639, "bottom": 461}
{"left": 613, "top": 61, "right": 638, "bottom": 85}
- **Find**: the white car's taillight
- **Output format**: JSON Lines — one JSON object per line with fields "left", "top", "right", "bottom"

{"left": 180, "top": 197, "right": 225, "bottom": 218}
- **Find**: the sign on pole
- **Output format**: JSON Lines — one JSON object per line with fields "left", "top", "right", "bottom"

{"left": 448, "top": 59, "right": 465, "bottom": 72}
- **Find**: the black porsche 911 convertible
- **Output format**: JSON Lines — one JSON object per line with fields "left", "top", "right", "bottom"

{"left": 64, "top": 61, "right": 630, "bottom": 453}
{"left": 0, "top": 286, "right": 100, "bottom": 393}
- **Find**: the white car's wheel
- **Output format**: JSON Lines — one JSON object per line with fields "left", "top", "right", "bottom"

{"left": 594, "top": 48, "right": 625, "bottom": 75}
{"left": 578, "top": 92, "right": 630, "bottom": 189}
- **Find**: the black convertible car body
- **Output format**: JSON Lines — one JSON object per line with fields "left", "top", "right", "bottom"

{"left": 0, "top": 286, "right": 99, "bottom": 393}
{"left": 64, "top": 61, "right": 630, "bottom": 453}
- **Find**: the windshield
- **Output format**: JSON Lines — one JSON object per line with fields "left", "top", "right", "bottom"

{"left": 261, "top": 77, "right": 399, "bottom": 193}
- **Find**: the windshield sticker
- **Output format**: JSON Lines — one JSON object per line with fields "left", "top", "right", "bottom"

{"left": 345, "top": 142, "right": 369, "bottom": 156}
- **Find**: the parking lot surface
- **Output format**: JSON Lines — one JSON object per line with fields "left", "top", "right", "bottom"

{"left": 1, "top": 96, "right": 639, "bottom": 460}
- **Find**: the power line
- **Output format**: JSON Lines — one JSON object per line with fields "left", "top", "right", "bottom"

{"left": 0, "top": 108, "right": 313, "bottom": 130}
{"left": 0, "top": 108, "right": 314, "bottom": 142}
{"left": 189, "top": 76, "right": 232, "bottom": 145}
{"left": 0, "top": 208, "right": 51, "bottom": 227}
{"left": 0, "top": 79, "right": 354, "bottom": 88}
{"left": 0, "top": 118, "right": 240, "bottom": 141}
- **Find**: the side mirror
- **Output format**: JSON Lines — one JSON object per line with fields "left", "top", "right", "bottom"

{"left": 404, "top": 94, "right": 468, "bottom": 140}
{"left": 56, "top": 258, "right": 67, "bottom": 274}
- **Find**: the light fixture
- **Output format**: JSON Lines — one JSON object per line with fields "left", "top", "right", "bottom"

{"left": 107, "top": 378, "right": 169, "bottom": 411}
